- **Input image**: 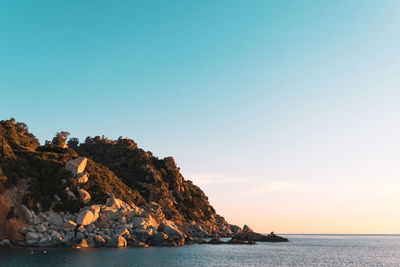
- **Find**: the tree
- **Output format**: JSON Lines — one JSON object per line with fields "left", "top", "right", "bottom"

{"left": 51, "top": 131, "right": 70, "bottom": 148}
{"left": 67, "top": 137, "right": 79, "bottom": 149}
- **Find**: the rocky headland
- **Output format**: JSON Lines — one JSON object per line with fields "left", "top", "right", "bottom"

{"left": 0, "top": 118, "right": 288, "bottom": 248}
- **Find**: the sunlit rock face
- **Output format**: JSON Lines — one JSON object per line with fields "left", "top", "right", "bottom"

{"left": 65, "top": 157, "right": 87, "bottom": 177}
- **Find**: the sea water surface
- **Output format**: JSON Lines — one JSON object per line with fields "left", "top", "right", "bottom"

{"left": 1, "top": 235, "right": 400, "bottom": 266}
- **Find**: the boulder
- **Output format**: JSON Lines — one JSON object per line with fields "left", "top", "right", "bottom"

{"left": 150, "top": 232, "right": 177, "bottom": 246}
{"left": 50, "top": 231, "right": 62, "bottom": 243}
{"left": 79, "top": 189, "right": 91, "bottom": 204}
{"left": 128, "top": 240, "right": 148, "bottom": 247}
{"left": 26, "top": 232, "right": 40, "bottom": 242}
{"left": 0, "top": 239, "right": 10, "bottom": 247}
{"left": 77, "top": 210, "right": 95, "bottom": 226}
{"left": 88, "top": 234, "right": 106, "bottom": 247}
{"left": 35, "top": 224, "right": 46, "bottom": 233}
{"left": 66, "top": 231, "right": 76, "bottom": 240}
{"left": 63, "top": 220, "right": 77, "bottom": 232}
{"left": 131, "top": 217, "right": 148, "bottom": 229}
{"left": 21, "top": 205, "right": 35, "bottom": 224}
{"left": 73, "top": 238, "right": 95, "bottom": 248}
{"left": 133, "top": 229, "right": 152, "bottom": 242}
{"left": 48, "top": 212, "right": 63, "bottom": 226}
{"left": 19, "top": 226, "right": 28, "bottom": 235}
{"left": 188, "top": 224, "right": 211, "bottom": 238}
{"left": 158, "top": 220, "right": 185, "bottom": 246}
{"left": 65, "top": 157, "right": 87, "bottom": 176}
{"left": 81, "top": 205, "right": 100, "bottom": 224}
{"left": 230, "top": 225, "right": 242, "bottom": 235}
{"left": 106, "top": 235, "right": 127, "bottom": 248}
{"left": 76, "top": 172, "right": 89, "bottom": 184}
{"left": 105, "top": 193, "right": 123, "bottom": 210}
{"left": 76, "top": 232, "right": 85, "bottom": 241}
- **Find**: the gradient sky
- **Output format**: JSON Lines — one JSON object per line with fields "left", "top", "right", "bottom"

{"left": 1, "top": 0, "right": 400, "bottom": 234}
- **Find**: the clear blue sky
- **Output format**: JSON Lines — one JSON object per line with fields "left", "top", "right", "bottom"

{"left": 1, "top": 0, "right": 400, "bottom": 233}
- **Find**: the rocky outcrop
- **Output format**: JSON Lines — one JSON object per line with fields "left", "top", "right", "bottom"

{"left": 233, "top": 228, "right": 288, "bottom": 242}
{"left": 0, "top": 119, "right": 288, "bottom": 248}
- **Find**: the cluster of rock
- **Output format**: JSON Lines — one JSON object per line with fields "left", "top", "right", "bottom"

{"left": 15, "top": 157, "right": 288, "bottom": 248}
{"left": 0, "top": 119, "right": 289, "bottom": 248}
{"left": 20, "top": 195, "right": 189, "bottom": 248}
{"left": 18, "top": 157, "right": 194, "bottom": 248}
{"left": 203, "top": 225, "right": 288, "bottom": 245}
{"left": 232, "top": 225, "right": 289, "bottom": 242}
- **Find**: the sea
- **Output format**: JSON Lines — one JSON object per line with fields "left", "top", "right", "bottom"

{"left": 1, "top": 235, "right": 400, "bottom": 267}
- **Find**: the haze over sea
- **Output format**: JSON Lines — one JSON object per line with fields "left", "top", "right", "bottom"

{"left": 1, "top": 235, "right": 400, "bottom": 267}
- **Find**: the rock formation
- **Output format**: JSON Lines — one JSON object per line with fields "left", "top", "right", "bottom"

{"left": 233, "top": 229, "right": 289, "bottom": 242}
{"left": 0, "top": 118, "right": 288, "bottom": 248}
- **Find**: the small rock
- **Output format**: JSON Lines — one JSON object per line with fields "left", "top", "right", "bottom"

{"left": 49, "top": 212, "right": 63, "bottom": 226}
{"left": 76, "top": 172, "right": 89, "bottom": 184}
{"left": 26, "top": 232, "right": 40, "bottom": 241}
{"left": 63, "top": 220, "right": 77, "bottom": 232}
{"left": 76, "top": 232, "right": 85, "bottom": 241}
{"left": 77, "top": 225, "right": 85, "bottom": 233}
{"left": 88, "top": 234, "right": 106, "bottom": 247}
{"left": 66, "top": 231, "right": 76, "bottom": 241}
{"left": 79, "top": 189, "right": 91, "bottom": 204}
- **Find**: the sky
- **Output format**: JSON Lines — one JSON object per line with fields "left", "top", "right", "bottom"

{"left": 1, "top": 0, "right": 400, "bottom": 234}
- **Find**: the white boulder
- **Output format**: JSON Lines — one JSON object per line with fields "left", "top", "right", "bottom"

{"left": 65, "top": 157, "right": 87, "bottom": 176}
{"left": 77, "top": 209, "right": 95, "bottom": 226}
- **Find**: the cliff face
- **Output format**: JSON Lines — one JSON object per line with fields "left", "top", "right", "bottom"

{"left": 0, "top": 118, "right": 239, "bottom": 246}
{"left": 76, "top": 137, "right": 236, "bottom": 236}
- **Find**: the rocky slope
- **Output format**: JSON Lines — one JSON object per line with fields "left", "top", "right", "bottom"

{"left": 0, "top": 118, "right": 286, "bottom": 248}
